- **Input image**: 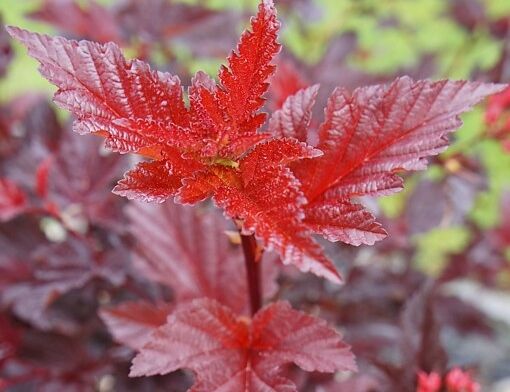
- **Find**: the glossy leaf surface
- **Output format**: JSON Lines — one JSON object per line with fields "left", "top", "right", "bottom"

{"left": 289, "top": 78, "right": 505, "bottom": 245}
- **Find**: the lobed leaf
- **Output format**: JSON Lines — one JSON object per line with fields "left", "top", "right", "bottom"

{"left": 217, "top": 0, "right": 281, "bottom": 135}
{"left": 6, "top": 26, "right": 188, "bottom": 155}
{"left": 9, "top": 2, "right": 506, "bottom": 285}
{"left": 290, "top": 77, "right": 506, "bottom": 246}
{"left": 130, "top": 299, "right": 355, "bottom": 391}
{"left": 177, "top": 139, "right": 341, "bottom": 283}
{"left": 187, "top": 0, "right": 280, "bottom": 158}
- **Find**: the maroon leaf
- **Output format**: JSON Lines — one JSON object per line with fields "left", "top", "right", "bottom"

{"left": 0, "top": 223, "right": 125, "bottom": 332}
{"left": 47, "top": 132, "right": 127, "bottom": 230}
{"left": 130, "top": 299, "right": 356, "bottom": 391}
{"left": 0, "top": 239, "right": 93, "bottom": 331}
{"left": 390, "top": 282, "right": 448, "bottom": 391}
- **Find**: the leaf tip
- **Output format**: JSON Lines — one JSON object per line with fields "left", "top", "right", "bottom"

{"left": 5, "top": 25, "right": 23, "bottom": 40}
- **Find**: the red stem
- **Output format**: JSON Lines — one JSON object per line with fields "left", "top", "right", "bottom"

{"left": 239, "top": 233, "right": 262, "bottom": 316}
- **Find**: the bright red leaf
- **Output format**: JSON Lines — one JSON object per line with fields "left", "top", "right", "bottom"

{"left": 445, "top": 368, "right": 480, "bottom": 392}
{"left": 113, "top": 156, "right": 201, "bottom": 203}
{"left": 416, "top": 368, "right": 480, "bottom": 392}
{"left": 282, "top": 78, "right": 506, "bottom": 246}
{"left": 216, "top": 0, "right": 280, "bottom": 138}
{"left": 130, "top": 299, "right": 356, "bottom": 391}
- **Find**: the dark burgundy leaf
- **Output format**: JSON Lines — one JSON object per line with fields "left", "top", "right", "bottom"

{"left": 127, "top": 201, "right": 278, "bottom": 315}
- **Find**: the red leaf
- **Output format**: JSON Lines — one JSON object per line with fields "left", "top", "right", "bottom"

{"left": 186, "top": 0, "right": 280, "bottom": 159}
{"left": 0, "top": 178, "right": 28, "bottom": 222}
{"left": 485, "top": 85, "right": 510, "bottom": 151}
{"left": 113, "top": 154, "right": 202, "bottom": 203}
{"left": 100, "top": 301, "right": 172, "bottom": 350}
{"left": 35, "top": 157, "right": 52, "bottom": 199}
{"left": 239, "top": 137, "right": 321, "bottom": 183}
{"left": 268, "top": 59, "right": 309, "bottom": 110}
{"left": 213, "top": 168, "right": 340, "bottom": 283}
{"left": 9, "top": 3, "right": 504, "bottom": 285}
{"left": 304, "top": 201, "right": 386, "bottom": 246}
{"left": 444, "top": 368, "right": 480, "bottom": 392}
{"left": 7, "top": 0, "right": 280, "bottom": 161}
{"left": 217, "top": 0, "right": 280, "bottom": 135}
{"left": 268, "top": 85, "right": 319, "bottom": 142}
{"left": 292, "top": 77, "right": 506, "bottom": 245}
{"left": 6, "top": 26, "right": 188, "bottom": 155}
{"left": 127, "top": 202, "right": 278, "bottom": 315}
{"left": 130, "top": 299, "right": 356, "bottom": 391}
{"left": 417, "top": 371, "right": 441, "bottom": 392}
{"left": 113, "top": 161, "right": 177, "bottom": 203}
{"left": 7, "top": 3, "right": 332, "bottom": 283}
{"left": 177, "top": 139, "right": 341, "bottom": 283}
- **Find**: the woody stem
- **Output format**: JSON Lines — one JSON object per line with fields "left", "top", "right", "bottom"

{"left": 239, "top": 232, "right": 262, "bottom": 316}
